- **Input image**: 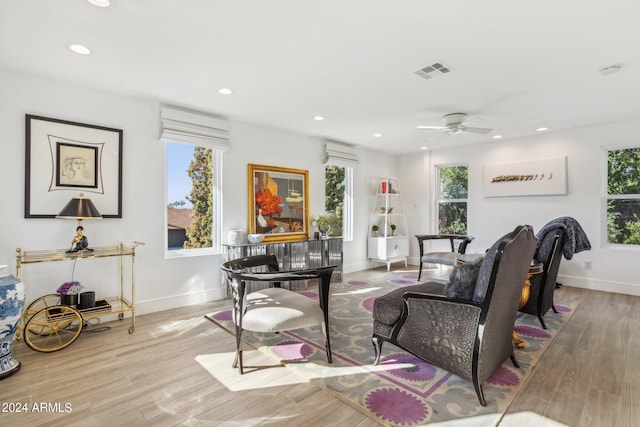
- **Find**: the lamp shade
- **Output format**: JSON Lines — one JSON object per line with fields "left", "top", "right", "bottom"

{"left": 56, "top": 194, "right": 102, "bottom": 219}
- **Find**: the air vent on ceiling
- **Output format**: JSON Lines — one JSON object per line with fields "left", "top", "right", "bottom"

{"left": 415, "top": 62, "right": 452, "bottom": 80}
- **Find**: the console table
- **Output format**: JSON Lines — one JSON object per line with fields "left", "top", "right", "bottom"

{"left": 221, "top": 237, "right": 343, "bottom": 282}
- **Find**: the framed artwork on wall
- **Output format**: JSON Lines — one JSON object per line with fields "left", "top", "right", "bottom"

{"left": 483, "top": 157, "right": 568, "bottom": 197}
{"left": 248, "top": 163, "right": 309, "bottom": 242}
{"left": 25, "top": 114, "right": 123, "bottom": 218}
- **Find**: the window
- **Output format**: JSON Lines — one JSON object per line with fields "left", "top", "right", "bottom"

{"left": 436, "top": 165, "right": 468, "bottom": 235}
{"left": 325, "top": 165, "right": 353, "bottom": 240}
{"left": 161, "top": 105, "right": 229, "bottom": 256}
{"left": 324, "top": 141, "right": 357, "bottom": 241}
{"left": 606, "top": 146, "right": 640, "bottom": 245}
{"left": 166, "top": 142, "right": 221, "bottom": 252}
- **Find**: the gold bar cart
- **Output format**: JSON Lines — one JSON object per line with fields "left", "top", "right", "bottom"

{"left": 15, "top": 242, "right": 141, "bottom": 352}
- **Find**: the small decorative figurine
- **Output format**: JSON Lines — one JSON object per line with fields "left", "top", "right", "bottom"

{"left": 68, "top": 226, "right": 91, "bottom": 253}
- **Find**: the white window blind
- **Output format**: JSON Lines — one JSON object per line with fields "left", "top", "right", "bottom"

{"left": 160, "top": 105, "right": 230, "bottom": 151}
{"left": 324, "top": 141, "right": 358, "bottom": 168}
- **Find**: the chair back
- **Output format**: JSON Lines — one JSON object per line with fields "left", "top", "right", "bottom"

{"left": 473, "top": 225, "right": 537, "bottom": 382}
{"left": 535, "top": 228, "right": 565, "bottom": 310}
{"left": 220, "top": 254, "right": 281, "bottom": 307}
{"left": 221, "top": 253, "right": 279, "bottom": 273}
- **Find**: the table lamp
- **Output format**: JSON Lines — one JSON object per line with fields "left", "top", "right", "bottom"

{"left": 56, "top": 193, "right": 102, "bottom": 253}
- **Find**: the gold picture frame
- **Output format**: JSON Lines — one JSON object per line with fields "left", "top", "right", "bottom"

{"left": 248, "top": 164, "right": 309, "bottom": 242}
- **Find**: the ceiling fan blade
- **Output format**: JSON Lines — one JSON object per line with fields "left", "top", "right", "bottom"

{"left": 426, "top": 131, "right": 447, "bottom": 141}
{"left": 460, "top": 126, "right": 492, "bottom": 134}
{"left": 416, "top": 125, "right": 446, "bottom": 130}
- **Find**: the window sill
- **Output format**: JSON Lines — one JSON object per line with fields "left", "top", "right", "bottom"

{"left": 165, "top": 247, "right": 221, "bottom": 259}
{"left": 604, "top": 243, "right": 640, "bottom": 251}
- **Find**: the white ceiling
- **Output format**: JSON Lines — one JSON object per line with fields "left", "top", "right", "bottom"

{"left": 1, "top": 0, "right": 639, "bottom": 154}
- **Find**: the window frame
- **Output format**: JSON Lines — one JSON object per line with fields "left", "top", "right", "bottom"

{"left": 602, "top": 143, "right": 640, "bottom": 248}
{"left": 342, "top": 166, "right": 354, "bottom": 241}
{"left": 164, "top": 139, "right": 223, "bottom": 258}
{"left": 324, "top": 164, "right": 353, "bottom": 241}
{"left": 434, "top": 163, "right": 469, "bottom": 235}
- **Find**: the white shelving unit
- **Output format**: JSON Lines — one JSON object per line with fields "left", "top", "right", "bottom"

{"left": 367, "top": 177, "right": 409, "bottom": 271}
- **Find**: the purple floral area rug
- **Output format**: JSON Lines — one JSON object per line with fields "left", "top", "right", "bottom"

{"left": 205, "top": 272, "right": 577, "bottom": 426}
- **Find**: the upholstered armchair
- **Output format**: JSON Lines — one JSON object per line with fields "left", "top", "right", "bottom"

{"left": 519, "top": 228, "right": 565, "bottom": 329}
{"left": 372, "top": 225, "right": 536, "bottom": 406}
{"left": 415, "top": 234, "right": 474, "bottom": 280}
{"left": 220, "top": 254, "right": 336, "bottom": 374}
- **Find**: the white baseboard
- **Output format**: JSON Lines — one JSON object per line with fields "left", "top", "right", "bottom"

{"left": 134, "top": 287, "right": 227, "bottom": 316}
{"left": 557, "top": 274, "right": 640, "bottom": 297}
{"left": 344, "top": 261, "right": 372, "bottom": 275}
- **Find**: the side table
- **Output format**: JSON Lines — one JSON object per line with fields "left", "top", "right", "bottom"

{"left": 456, "top": 255, "right": 543, "bottom": 349}
{"left": 512, "top": 261, "right": 544, "bottom": 349}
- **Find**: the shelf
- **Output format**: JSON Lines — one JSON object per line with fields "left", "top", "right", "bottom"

{"left": 16, "top": 245, "right": 135, "bottom": 265}
{"left": 369, "top": 177, "right": 409, "bottom": 271}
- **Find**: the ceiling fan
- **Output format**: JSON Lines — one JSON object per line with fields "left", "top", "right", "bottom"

{"left": 417, "top": 113, "right": 492, "bottom": 136}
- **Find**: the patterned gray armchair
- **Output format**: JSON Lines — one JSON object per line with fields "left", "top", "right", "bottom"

{"left": 372, "top": 225, "right": 537, "bottom": 406}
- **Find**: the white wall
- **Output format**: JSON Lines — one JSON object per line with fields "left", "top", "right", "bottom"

{"left": 6, "top": 66, "right": 633, "bottom": 313}
{"left": 399, "top": 121, "right": 640, "bottom": 296}
{"left": 0, "top": 68, "right": 396, "bottom": 314}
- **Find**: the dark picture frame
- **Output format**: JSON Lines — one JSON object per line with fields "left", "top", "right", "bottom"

{"left": 248, "top": 163, "right": 309, "bottom": 242}
{"left": 25, "top": 114, "right": 123, "bottom": 218}
{"left": 56, "top": 142, "right": 99, "bottom": 189}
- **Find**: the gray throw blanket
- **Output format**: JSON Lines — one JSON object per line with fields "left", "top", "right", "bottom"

{"left": 536, "top": 216, "right": 591, "bottom": 260}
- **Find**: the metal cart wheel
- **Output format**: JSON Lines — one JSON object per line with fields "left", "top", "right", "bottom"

{"left": 118, "top": 313, "right": 124, "bottom": 320}
{"left": 23, "top": 293, "right": 61, "bottom": 319}
{"left": 24, "top": 305, "right": 83, "bottom": 352}
{"left": 21, "top": 294, "right": 68, "bottom": 337}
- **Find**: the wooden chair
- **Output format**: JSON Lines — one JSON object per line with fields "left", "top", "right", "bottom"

{"left": 220, "top": 254, "right": 336, "bottom": 373}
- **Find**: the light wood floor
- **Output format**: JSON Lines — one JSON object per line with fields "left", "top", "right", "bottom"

{"left": 1, "top": 266, "right": 638, "bottom": 426}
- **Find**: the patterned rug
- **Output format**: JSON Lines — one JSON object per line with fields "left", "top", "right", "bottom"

{"left": 205, "top": 271, "right": 577, "bottom": 426}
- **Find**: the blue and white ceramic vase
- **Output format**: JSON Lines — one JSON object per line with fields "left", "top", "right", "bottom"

{"left": 0, "top": 265, "right": 26, "bottom": 380}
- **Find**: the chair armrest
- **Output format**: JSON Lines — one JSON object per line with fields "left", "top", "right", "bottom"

{"left": 457, "top": 236, "right": 474, "bottom": 254}
{"left": 228, "top": 266, "right": 337, "bottom": 320}
{"left": 391, "top": 292, "right": 482, "bottom": 378}
{"left": 402, "top": 291, "right": 481, "bottom": 307}
{"left": 415, "top": 234, "right": 475, "bottom": 254}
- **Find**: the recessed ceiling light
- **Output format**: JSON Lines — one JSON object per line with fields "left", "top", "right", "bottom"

{"left": 69, "top": 44, "right": 91, "bottom": 55}
{"left": 492, "top": 135, "right": 503, "bottom": 139}
{"left": 373, "top": 133, "right": 382, "bottom": 138}
{"left": 536, "top": 127, "right": 549, "bottom": 132}
{"left": 87, "top": 0, "right": 111, "bottom": 7}
{"left": 420, "top": 146, "right": 428, "bottom": 150}
{"left": 313, "top": 115, "right": 324, "bottom": 121}
{"left": 218, "top": 88, "right": 233, "bottom": 95}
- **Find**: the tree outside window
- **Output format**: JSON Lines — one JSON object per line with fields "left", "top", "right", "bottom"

{"left": 607, "top": 147, "right": 640, "bottom": 245}
{"left": 437, "top": 165, "right": 468, "bottom": 235}
{"left": 166, "top": 143, "right": 214, "bottom": 250}
{"left": 325, "top": 165, "right": 345, "bottom": 236}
